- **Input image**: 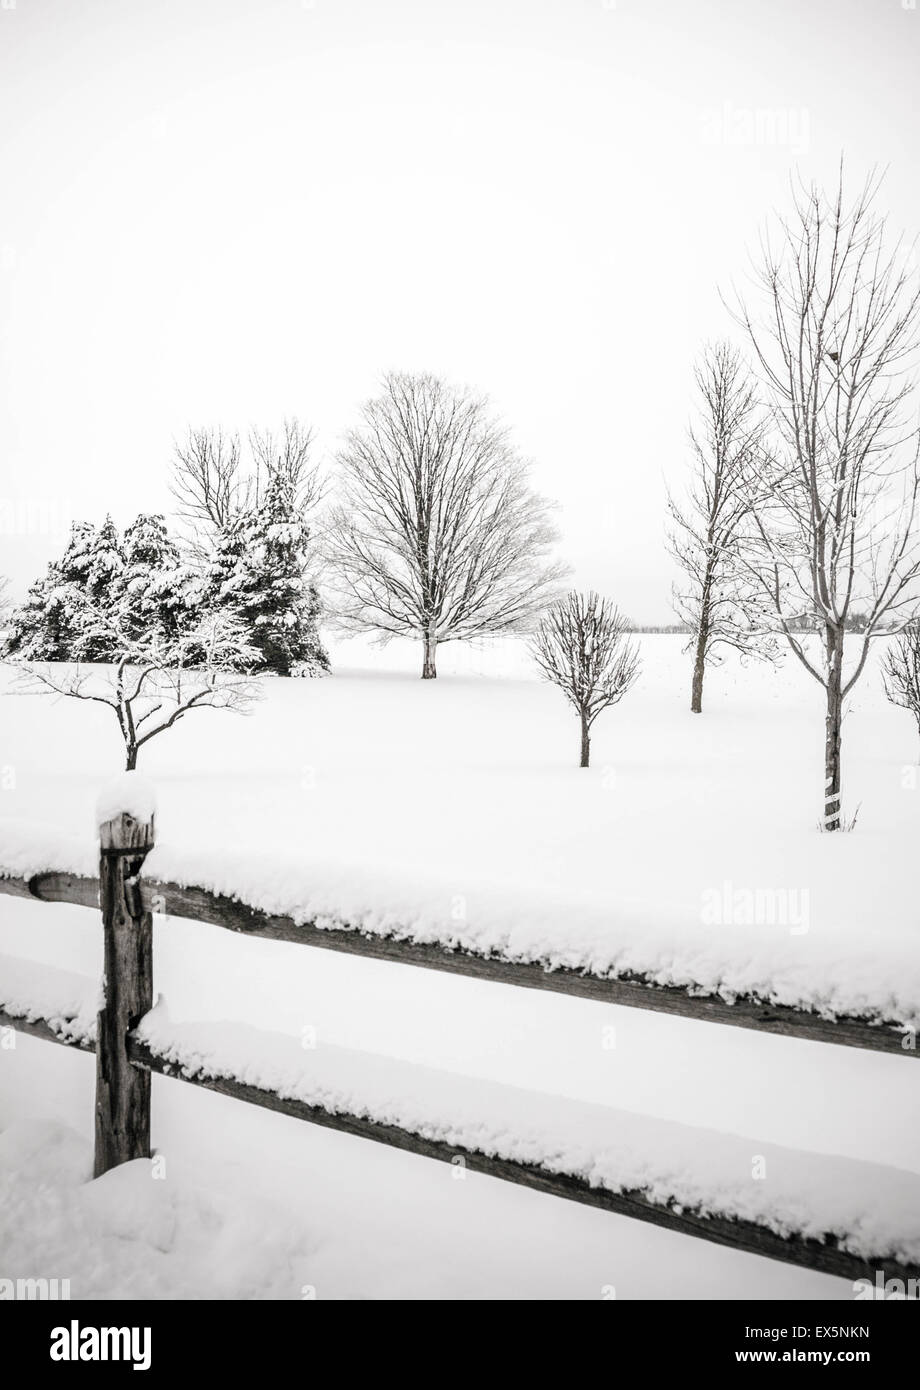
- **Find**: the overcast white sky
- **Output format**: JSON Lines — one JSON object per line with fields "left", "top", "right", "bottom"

{"left": 1, "top": 0, "right": 918, "bottom": 619}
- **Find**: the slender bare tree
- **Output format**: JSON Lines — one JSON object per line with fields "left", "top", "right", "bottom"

{"left": 7, "top": 611, "right": 260, "bottom": 770}
{"left": 327, "top": 372, "right": 568, "bottom": 678}
{"left": 733, "top": 168, "right": 920, "bottom": 830}
{"left": 667, "top": 342, "right": 777, "bottom": 712}
{"left": 531, "top": 591, "right": 640, "bottom": 767}
{"left": 883, "top": 623, "right": 920, "bottom": 757}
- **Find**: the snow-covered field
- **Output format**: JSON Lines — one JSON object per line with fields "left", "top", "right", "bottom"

{"left": 1, "top": 634, "right": 918, "bottom": 1298}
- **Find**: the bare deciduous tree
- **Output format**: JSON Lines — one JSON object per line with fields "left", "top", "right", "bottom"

{"left": 171, "top": 418, "right": 323, "bottom": 561}
{"left": 326, "top": 372, "right": 568, "bottom": 679}
{"left": 7, "top": 612, "right": 260, "bottom": 770}
{"left": 170, "top": 427, "right": 244, "bottom": 543}
{"left": 883, "top": 623, "right": 920, "bottom": 757}
{"left": 733, "top": 169, "right": 920, "bottom": 830}
{"left": 667, "top": 342, "right": 777, "bottom": 713}
{"left": 250, "top": 419, "right": 324, "bottom": 519}
{"left": 531, "top": 591, "right": 640, "bottom": 767}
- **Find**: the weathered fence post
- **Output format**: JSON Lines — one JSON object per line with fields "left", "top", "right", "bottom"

{"left": 94, "top": 803, "right": 155, "bottom": 1177}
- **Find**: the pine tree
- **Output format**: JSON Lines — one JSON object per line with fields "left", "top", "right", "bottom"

{"left": 5, "top": 519, "right": 125, "bottom": 661}
{"left": 4, "top": 514, "right": 201, "bottom": 662}
{"left": 65, "top": 515, "right": 124, "bottom": 660}
{"left": 206, "top": 472, "right": 328, "bottom": 676}
{"left": 118, "top": 513, "right": 190, "bottom": 643}
{"left": 5, "top": 555, "right": 73, "bottom": 660}
{"left": 5, "top": 499, "right": 326, "bottom": 675}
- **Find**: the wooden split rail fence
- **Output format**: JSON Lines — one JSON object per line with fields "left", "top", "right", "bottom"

{"left": 0, "top": 805, "right": 916, "bottom": 1287}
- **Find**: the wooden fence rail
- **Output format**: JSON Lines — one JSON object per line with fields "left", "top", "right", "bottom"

{"left": 0, "top": 805, "right": 917, "bottom": 1291}
{"left": 0, "top": 1001, "right": 909, "bottom": 1287}
{"left": 2, "top": 870, "right": 915, "bottom": 1058}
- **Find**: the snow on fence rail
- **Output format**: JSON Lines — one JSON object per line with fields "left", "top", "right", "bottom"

{"left": 2, "top": 960, "right": 919, "bottom": 1286}
{"left": 1, "top": 868, "right": 916, "bottom": 1057}
{"left": 0, "top": 794, "right": 918, "bottom": 1287}
{"left": 3, "top": 810, "right": 919, "bottom": 1047}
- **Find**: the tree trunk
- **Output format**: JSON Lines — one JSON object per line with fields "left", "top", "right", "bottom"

{"left": 691, "top": 571, "right": 713, "bottom": 714}
{"left": 125, "top": 745, "right": 138, "bottom": 771}
{"left": 823, "top": 626, "right": 844, "bottom": 832}
{"left": 580, "top": 713, "right": 590, "bottom": 768}
{"left": 95, "top": 808, "right": 155, "bottom": 1177}
{"left": 690, "top": 624, "right": 708, "bottom": 714}
{"left": 422, "top": 627, "right": 437, "bottom": 680}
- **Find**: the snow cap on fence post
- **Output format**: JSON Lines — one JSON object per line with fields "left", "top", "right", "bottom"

{"left": 96, "top": 772, "right": 157, "bottom": 851}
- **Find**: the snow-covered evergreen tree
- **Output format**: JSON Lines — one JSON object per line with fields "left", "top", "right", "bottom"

{"left": 5, "top": 519, "right": 125, "bottom": 661}
{"left": 4, "top": 514, "right": 202, "bottom": 662}
{"left": 117, "top": 513, "right": 194, "bottom": 644}
{"left": 4, "top": 549, "right": 75, "bottom": 661}
{"left": 206, "top": 472, "right": 328, "bottom": 676}
{"left": 5, "top": 498, "right": 326, "bottom": 675}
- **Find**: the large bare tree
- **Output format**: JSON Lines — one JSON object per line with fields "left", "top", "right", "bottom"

{"left": 531, "top": 591, "right": 640, "bottom": 767}
{"left": 734, "top": 169, "right": 920, "bottom": 830}
{"left": 327, "top": 372, "right": 567, "bottom": 678}
{"left": 667, "top": 342, "right": 776, "bottom": 712}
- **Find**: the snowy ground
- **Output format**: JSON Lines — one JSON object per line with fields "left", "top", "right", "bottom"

{"left": 1, "top": 634, "right": 918, "bottom": 1298}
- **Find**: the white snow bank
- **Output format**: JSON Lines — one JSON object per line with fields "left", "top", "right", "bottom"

{"left": 0, "top": 1120, "right": 315, "bottom": 1299}
{"left": 95, "top": 772, "right": 157, "bottom": 831}
{"left": 134, "top": 1000, "right": 920, "bottom": 1266}
{"left": 0, "top": 815, "right": 918, "bottom": 1032}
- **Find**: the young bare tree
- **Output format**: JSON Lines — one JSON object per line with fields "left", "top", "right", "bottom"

{"left": 7, "top": 611, "right": 260, "bottom": 770}
{"left": 734, "top": 169, "right": 920, "bottom": 830}
{"left": 531, "top": 591, "right": 640, "bottom": 767}
{"left": 327, "top": 372, "right": 568, "bottom": 678}
{"left": 667, "top": 342, "right": 777, "bottom": 712}
{"left": 883, "top": 623, "right": 920, "bottom": 757}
